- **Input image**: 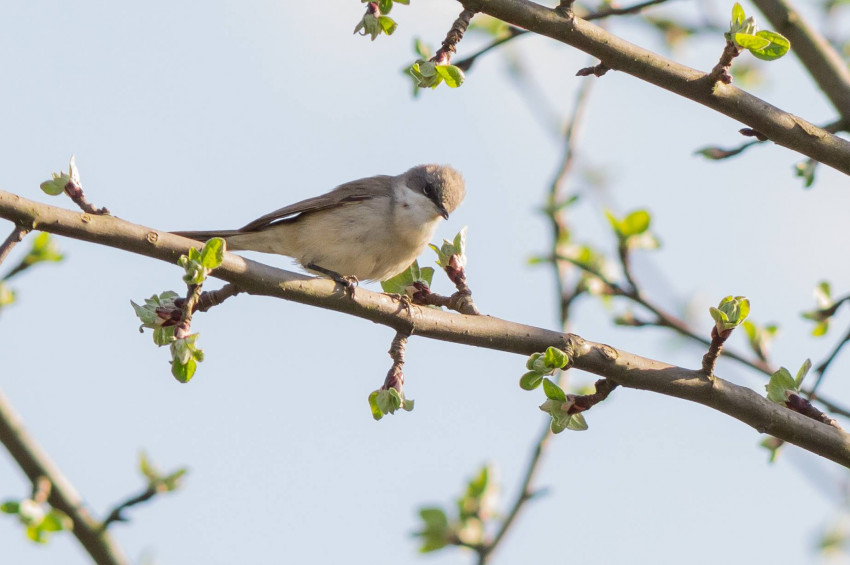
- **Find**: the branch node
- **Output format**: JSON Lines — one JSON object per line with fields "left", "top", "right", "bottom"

{"left": 708, "top": 40, "right": 741, "bottom": 85}
{"left": 576, "top": 62, "right": 609, "bottom": 77}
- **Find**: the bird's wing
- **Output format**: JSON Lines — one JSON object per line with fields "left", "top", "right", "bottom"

{"left": 238, "top": 175, "right": 394, "bottom": 232}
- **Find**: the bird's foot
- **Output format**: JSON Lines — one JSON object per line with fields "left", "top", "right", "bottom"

{"left": 306, "top": 263, "right": 359, "bottom": 298}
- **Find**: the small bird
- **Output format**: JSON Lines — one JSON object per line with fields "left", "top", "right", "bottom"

{"left": 173, "top": 164, "right": 465, "bottom": 284}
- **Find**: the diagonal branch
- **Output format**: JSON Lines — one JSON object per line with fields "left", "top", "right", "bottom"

{"left": 2, "top": 190, "right": 850, "bottom": 467}
{"left": 750, "top": 0, "right": 850, "bottom": 122}
{"left": 0, "top": 389, "right": 128, "bottom": 565}
{"left": 458, "top": 0, "right": 850, "bottom": 176}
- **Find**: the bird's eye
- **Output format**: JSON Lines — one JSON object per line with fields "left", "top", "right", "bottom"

{"left": 421, "top": 184, "right": 433, "bottom": 196}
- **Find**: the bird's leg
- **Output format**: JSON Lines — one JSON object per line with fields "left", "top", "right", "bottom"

{"left": 305, "top": 262, "right": 358, "bottom": 296}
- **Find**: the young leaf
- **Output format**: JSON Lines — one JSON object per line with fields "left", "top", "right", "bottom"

{"left": 434, "top": 65, "right": 465, "bottom": 88}
{"left": 566, "top": 413, "right": 589, "bottom": 431}
{"left": 542, "top": 346, "right": 569, "bottom": 370}
{"left": 731, "top": 2, "right": 746, "bottom": 26}
{"left": 750, "top": 30, "right": 790, "bottom": 61}
{"left": 621, "top": 210, "right": 651, "bottom": 236}
{"left": 795, "top": 358, "right": 812, "bottom": 388}
{"left": 199, "top": 237, "right": 225, "bottom": 270}
{"left": 519, "top": 371, "right": 544, "bottom": 391}
{"left": 765, "top": 367, "right": 796, "bottom": 404}
{"left": 542, "top": 378, "right": 567, "bottom": 402}
{"left": 733, "top": 33, "right": 771, "bottom": 51}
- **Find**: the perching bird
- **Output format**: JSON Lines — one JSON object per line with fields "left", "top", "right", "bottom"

{"left": 173, "top": 164, "right": 465, "bottom": 283}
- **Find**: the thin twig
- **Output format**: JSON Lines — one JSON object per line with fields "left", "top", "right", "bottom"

{"left": 433, "top": 7, "right": 478, "bottom": 66}
{"left": 477, "top": 419, "right": 553, "bottom": 564}
{"left": 548, "top": 73, "right": 595, "bottom": 323}
{"left": 100, "top": 485, "right": 158, "bottom": 531}
{"left": 0, "top": 226, "right": 29, "bottom": 270}
{"left": 810, "top": 325, "right": 850, "bottom": 397}
{"left": 476, "top": 69, "right": 600, "bottom": 564}
{"left": 384, "top": 330, "right": 408, "bottom": 390}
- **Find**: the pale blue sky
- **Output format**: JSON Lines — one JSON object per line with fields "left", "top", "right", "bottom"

{"left": 2, "top": 1, "right": 849, "bottom": 564}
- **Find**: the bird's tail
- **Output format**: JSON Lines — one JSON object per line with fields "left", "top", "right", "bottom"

{"left": 172, "top": 229, "right": 245, "bottom": 242}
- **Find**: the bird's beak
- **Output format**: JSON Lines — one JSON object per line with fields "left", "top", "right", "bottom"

{"left": 439, "top": 205, "right": 449, "bottom": 220}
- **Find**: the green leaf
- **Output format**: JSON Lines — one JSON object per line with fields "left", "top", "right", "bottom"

{"left": 171, "top": 356, "right": 197, "bottom": 383}
{"left": 380, "top": 260, "right": 431, "bottom": 295}
{"left": 794, "top": 159, "right": 816, "bottom": 188}
{"left": 139, "top": 451, "right": 158, "bottom": 482}
{"left": 199, "top": 238, "right": 225, "bottom": 270}
{"left": 14, "top": 233, "right": 65, "bottom": 271}
{"left": 369, "top": 388, "right": 413, "bottom": 419}
{"left": 795, "top": 358, "right": 812, "bottom": 388}
{"left": 378, "top": 15, "right": 397, "bottom": 35}
{"left": 26, "top": 524, "right": 45, "bottom": 543}
{"left": 542, "top": 378, "right": 567, "bottom": 402}
{"left": 525, "top": 352, "right": 543, "bottom": 371}
{"left": 465, "top": 466, "right": 489, "bottom": 499}
{"left": 542, "top": 346, "right": 569, "bottom": 370}
{"left": 566, "top": 412, "right": 589, "bottom": 431}
{"left": 368, "top": 391, "right": 383, "bottom": 421}
{"left": 0, "top": 283, "right": 15, "bottom": 309}
{"left": 815, "top": 280, "right": 832, "bottom": 304}
{"left": 161, "top": 468, "right": 188, "bottom": 491}
{"left": 734, "top": 32, "right": 771, "bottom": 50}
{"left": 419, "top": 507, "right": 448, "bottom": 530}
{"left": 416, "top": 507, "right": 450, "bottom": 553}
{"left": 760, "top": 436, "right": 783, "bottom": 463}
{"left": 41, "top": 510, "right": 70, "bottom": 532}
{"left": 731, "top": 2, "right": 746, "bottom": 25}
{"left": 750, "top": 30, "right": 790, "bottom": 61}
{"left": 413, "top": 38, "right": 432, "bottom": 59}
{"left": 420, "top": 267, "right": 434, "bottom": 287}
{"left": 604, "top": 209, "right": 621, "bottom": 235}
{"left": 812, "top": 320, "right": 829, "bottom": 337}
{"left": 766, "top": 367, "right": 796, "bottom": 404}
{"left": 434, "top": 65, "right": 465, "bottom": 88}
{"left": 621, "top": 210, "right": 651, "bottom": 236}
{"left": 394, "top": 0, "right": 410, "bottom": 4}
{"left": 170, "top": 335, "right": 202, "bottom": 383}
{"left": 711, "top": 295, "right": 750, "bottom": 332}
{"left": 1, "top": 501, "right": 20, "bottom": 514}
{"left": 519, "top": 371, "right": 544, "bottom": 391}
{"left": 377, "top": 0, "right": 393, "bottom": 13}
{"left": 152, "top": 325, "right": 177, "bottom": 346}
{"left": 131, "top": 291, "right": 180, "bottom": 331}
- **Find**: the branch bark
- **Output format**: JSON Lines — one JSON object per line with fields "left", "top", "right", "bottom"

{"left": 457, "top": 0, "right": 850, "bottom": 176}
{"left": 0, "top": 389, "right": 127, "bottom": 565}
{"left": 1, "top": 190, "right": 849, "bottom": 467}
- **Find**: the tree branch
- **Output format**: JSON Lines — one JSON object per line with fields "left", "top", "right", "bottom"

{"left": 477, "top": 419, "right": 552, "bottom": 564}
{"left": 0, "top": 226, "right": 29, "bottom": 270}
{"left": 2, "top": 190, "right": 850, "bottom": 467}
{"left": 0, "top": 389, "right": 128, "bottom": 565}
{"left": 458, "top": 0, "right": 850, "bottom": 176}
{"left": 750, "top": 0, "right": 850, "bottom": 122}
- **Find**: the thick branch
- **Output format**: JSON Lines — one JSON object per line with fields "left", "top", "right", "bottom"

{"left": 0, "top": 389, "right": 127, "bottom": 565}
{"left": 2, "top": 190, "right": 850, "bottom": 467}
{"left": 459, "top": 0, "right": 850, "bottom": 176}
